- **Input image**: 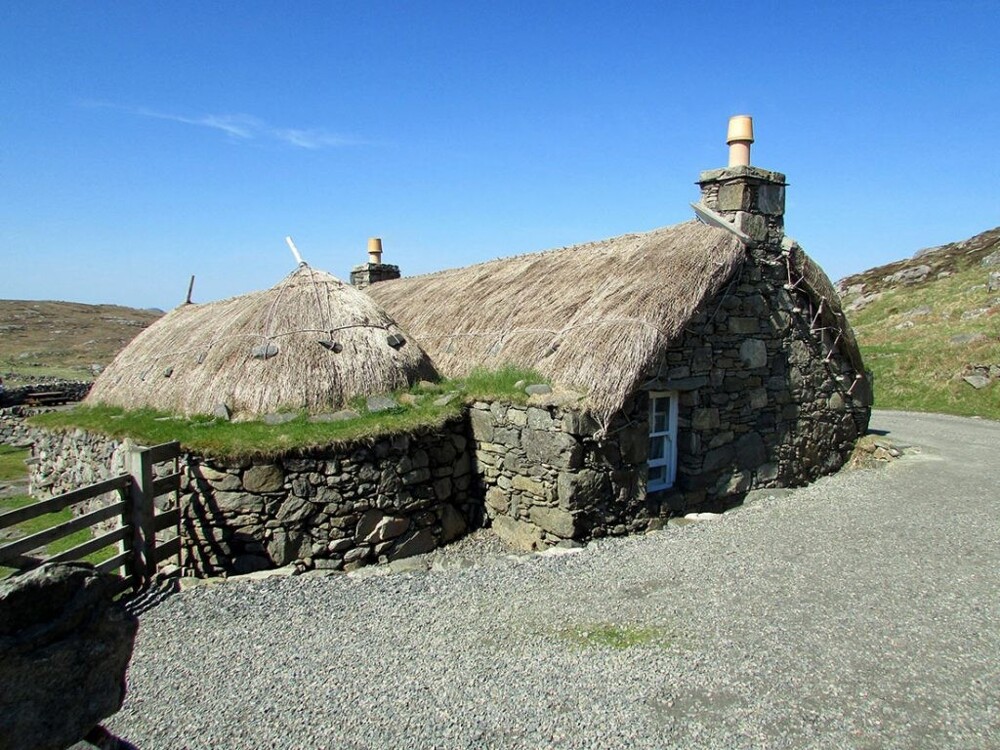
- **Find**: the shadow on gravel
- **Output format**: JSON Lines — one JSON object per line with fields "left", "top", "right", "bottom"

{"left": 81, "top": 725, "right": 141, "bottom": 749}
{"left": 122, "top": 575, "right": 179, "bottom": 617}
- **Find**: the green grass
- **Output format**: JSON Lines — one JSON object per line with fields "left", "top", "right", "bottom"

{"left": 848, "top": 265, "right": 1000, "bottom": 420}
{"left": 0, "top": 445, "right": 116, "bottom": 579}
{"left": 0, "top": 362, "right": 96, "bottom": 383}
{"left": 462, "top": 365, "right": 546, "bottom": 403}
{"left": 0, "top": 444, "right": 29, "bottom": 482}
{"left": 29, "top": 366, "right": 550, "bottom": 460}
{"left": 559, "top": 623, "right": 671, "bottom": 650}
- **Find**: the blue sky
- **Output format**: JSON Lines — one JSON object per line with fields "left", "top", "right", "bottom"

{"left": 2, "top": 1, "right": 998, "bottom": 310}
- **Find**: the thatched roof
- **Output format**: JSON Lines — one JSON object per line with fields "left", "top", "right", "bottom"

{"left": 368, "top": 221, "right": 747, "bottom": 422}
{"left": 86, "top": 265, "right": 437, "bottom": 419}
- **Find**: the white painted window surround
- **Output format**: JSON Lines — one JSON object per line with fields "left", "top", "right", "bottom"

{"left": 647, "top": 391, "right": 678, "bottom": 491}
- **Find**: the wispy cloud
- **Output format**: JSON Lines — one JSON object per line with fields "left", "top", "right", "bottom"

{"left": 81, "top": 101, "right": 363, "bottom": 149}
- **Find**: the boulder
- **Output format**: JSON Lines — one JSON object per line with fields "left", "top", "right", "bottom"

{"left": 366, "top": 395, "right": 398, "bottom": 413}
{"left": 530, "top": 505, "right": 576, "bottom": 538}
{"left": 0, "top": 562, "right": 137, "bottom": 750}
{"left": 557, "top": 469, "right": 609, "bottom": 511}
{"left": 883, "top": 264, "right": 931, "bottom": 285}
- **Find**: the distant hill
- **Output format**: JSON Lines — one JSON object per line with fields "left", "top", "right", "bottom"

{"left": 0, "top": 300, "right": 162, "bottom": 383}
{"left": 838, "top": 227, "right": 1000, "bottom": 420}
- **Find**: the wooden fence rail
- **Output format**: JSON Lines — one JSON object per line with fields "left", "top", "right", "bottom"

{"left": 0, "top": 441, "right": 181, "bottom": 591}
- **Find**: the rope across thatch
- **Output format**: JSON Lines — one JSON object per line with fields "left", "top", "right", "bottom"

{"left": 369, "top": 221, "right": 747, "bottom": 423}
{"left": 783, "top": 240, "right": 867, "bottom": 379}
{"left": 86, "top": 266, "right": 437, "bottom": 419}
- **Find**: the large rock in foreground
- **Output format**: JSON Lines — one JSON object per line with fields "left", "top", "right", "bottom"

{"left": 0, "top": 562, "right": 138, "bottom": 750}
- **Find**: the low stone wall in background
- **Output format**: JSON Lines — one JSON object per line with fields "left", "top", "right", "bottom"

{"left": 0, "top": 407, "right": 39, "bottom": 447}
{"left": 0, "top": 379, "right": 92, "bottom": 408}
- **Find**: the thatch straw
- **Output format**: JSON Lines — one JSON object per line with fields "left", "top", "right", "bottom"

{"left": 86, "top": 266, "right": 437, "bottom": 419}
{"left": 369, "top": 221, "right": 747, "bottom": 423}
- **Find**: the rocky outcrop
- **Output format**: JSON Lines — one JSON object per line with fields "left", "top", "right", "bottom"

{"left": 0, "top": 562, "right": 137, "bottom": 750}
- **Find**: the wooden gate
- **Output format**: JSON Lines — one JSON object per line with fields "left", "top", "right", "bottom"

{"left": 0, "top": 441, "right": 182, "bottom": 591}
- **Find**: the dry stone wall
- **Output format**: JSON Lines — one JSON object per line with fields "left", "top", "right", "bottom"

{"left": 641, "top": 256, "right": 871, "bottom": 515}
{"left": 182, "top": 420, "right": 473, "bottom": 575}
{"left": 26, "top": 419, "right": 475, "bottom": 577}
{"left": 468, "top": 401, "right": 650, "bottom": 549}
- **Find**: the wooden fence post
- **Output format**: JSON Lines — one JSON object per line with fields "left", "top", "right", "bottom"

{"left": 124, "top": 445, "right": 156, "bottom": 586}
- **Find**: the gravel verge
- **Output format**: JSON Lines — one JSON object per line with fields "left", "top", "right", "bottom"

{"left": 98, "top": 411, "right": 999, "bottom": 749}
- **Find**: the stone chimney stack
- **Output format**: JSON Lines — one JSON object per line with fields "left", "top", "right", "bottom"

{"left": 350, "top": 237, "right": 401, "bottom": 289}
{"left": 697, "top": 116, "right": 786, "bottom": 248}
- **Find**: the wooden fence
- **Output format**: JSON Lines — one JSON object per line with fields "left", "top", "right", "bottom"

{"left": 0, "top": 441, "right": 182, "bottom": 591}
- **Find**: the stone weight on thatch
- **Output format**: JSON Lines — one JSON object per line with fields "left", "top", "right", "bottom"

{"left": 0, "top": 562, "right": 138, "bottom": 750}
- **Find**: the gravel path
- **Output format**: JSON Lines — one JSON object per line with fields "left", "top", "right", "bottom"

{"left": 103, "top": 410, "right": 999, "bottom": 749}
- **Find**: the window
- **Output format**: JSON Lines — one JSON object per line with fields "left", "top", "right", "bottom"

{"left": 648, "top": 391, "right": 678, "bottom": 491}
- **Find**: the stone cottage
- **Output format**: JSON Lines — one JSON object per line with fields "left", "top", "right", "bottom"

{"left": 365, "top": 115, "right": 871, "bottom": 547}
{"left": 37, "top": 116, "right": 870, "bottom": 573}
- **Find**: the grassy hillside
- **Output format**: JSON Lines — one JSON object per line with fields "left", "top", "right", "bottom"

{"left": 838, "top": 227, "right": 1000, "bottom": 420}
{"left": 0, "top": 300, "right": 161, "bottom": 383}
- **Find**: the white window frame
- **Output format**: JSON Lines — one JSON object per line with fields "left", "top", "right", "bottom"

{"left": 647, "top": 391, "right": 678, "bottom": 492}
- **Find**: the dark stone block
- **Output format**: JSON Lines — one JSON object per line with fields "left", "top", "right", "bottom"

{"left": 736, "top": 432, "right": 767, "bottom": 469}
{"left": 703, "top": 444, "right": 735, "bottom": 472}
{"left": 0, "top": 563, "right": 137, "bottom": 750}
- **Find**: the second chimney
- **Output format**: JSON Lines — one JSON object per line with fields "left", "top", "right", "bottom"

{"left": 350, "top": 237, "right": 401, "bottom": 289}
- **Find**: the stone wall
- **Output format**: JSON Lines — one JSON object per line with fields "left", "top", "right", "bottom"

{"left": 640, "top": 255, "right": 870, "bottom": 513}
{"left": 181, "top": 419, "right": 473, "bottom": 575}
{"left": 26, "top": 419, "right": 475, "bottom": 577}
{"left": 0, "top": 380, "right": 91, "bottom": 408}
{"left": 0, "top": 407, "right": 37, "bottom": 446}
{"left": 468, "top": 400, "right": 650, "bottom": 549}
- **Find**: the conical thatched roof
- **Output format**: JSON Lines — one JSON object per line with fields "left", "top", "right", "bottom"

{"left": 86, "top": 265, "right": 437, "bottom": 419}
{"left": 368, "top": 221, "right": 747, "bottom": 423}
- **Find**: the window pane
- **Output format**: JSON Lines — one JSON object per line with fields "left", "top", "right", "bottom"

{"left": 649, "top": 437, "right": 664, "bottom": 460}
{"left": 653, "top": 413, "right": 667, "bottom": 433}
{"left": 649, "top": 465, "right": 665, "bottom": 483}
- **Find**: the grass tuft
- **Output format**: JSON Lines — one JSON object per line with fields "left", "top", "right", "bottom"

{"left": 462, "top": 365, "right": 546, "bottom": 403}
{"left": 559, "top": 623, "right": 671, "bottom": 650}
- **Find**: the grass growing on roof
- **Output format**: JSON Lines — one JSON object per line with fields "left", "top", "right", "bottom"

{"left": 462, "top": 364, "right": 545, "bottom": 403}
{"left": 30, "top": 366, "right": 549, "bottom": 459}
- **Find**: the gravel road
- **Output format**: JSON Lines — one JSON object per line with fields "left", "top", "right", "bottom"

{"left": 102, "top": 410, "right": 999, "bottom": 749}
